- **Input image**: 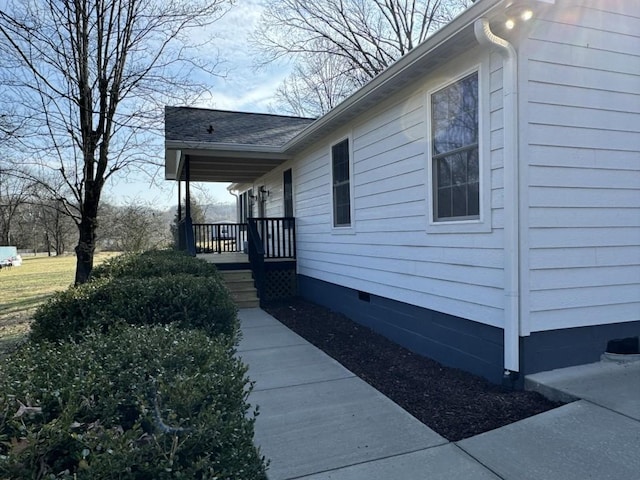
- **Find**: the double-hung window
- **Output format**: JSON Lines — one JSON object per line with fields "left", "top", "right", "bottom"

{"left": 431, "top": 72, "right": 479, "bottom": 221}
{"left": 331, "top": 138, "right": 351, "bottom": 227}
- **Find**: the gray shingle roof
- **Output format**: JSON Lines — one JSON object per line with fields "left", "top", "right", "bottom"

{"left": 165, "top": 106, "right": 316, "bottom": 147}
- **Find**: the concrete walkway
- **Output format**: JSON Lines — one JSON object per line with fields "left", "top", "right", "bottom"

{"left": 238, "top": 308, "right": 640, "bottom": 480}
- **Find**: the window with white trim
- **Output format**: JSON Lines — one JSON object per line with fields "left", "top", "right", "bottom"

{"left": 331, "top": 138, "right": 351, "bottom": 227}
{"left": 431, "top": 71, "right": 479, "bottom": 221}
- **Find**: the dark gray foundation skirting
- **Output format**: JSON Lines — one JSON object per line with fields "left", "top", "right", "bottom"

{"left": 521, "top": 322, "right": 640, "bottom": 375}
{"left": 297, "top": 275, "right": 505, "bottom": 383}
{"left": 297, "top": 275, "right": 640, "bottom": 385}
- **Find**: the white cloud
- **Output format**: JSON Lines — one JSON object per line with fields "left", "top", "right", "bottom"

{"left": 196, "top": 68, "right": 289, "bottom": 112}
{"left": 190, "top": 0, "right": 291, "bottom": 113}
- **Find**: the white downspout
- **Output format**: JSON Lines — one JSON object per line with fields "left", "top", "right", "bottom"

{"left": 474, "top": 18, "right": 520, "bottom": 377}
{"left": 229, "top": 189, "right": 240, "bottom": 222}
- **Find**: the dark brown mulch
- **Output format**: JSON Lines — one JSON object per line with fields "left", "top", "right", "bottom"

{"left": 264, "top": 297, "right": 564, "bottom": 442}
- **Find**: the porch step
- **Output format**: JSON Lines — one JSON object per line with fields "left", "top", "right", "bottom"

{"left": 220, "top": 269, "right": 259, "bottom": 309}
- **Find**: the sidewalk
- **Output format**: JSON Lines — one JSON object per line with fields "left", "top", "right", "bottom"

{"left": 238, "top": 308, "right": 640, "bottom": 480}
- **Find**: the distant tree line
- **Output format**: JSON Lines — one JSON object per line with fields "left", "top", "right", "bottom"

{"left": 0, "top": 172, "right": 235, "bottom": 255}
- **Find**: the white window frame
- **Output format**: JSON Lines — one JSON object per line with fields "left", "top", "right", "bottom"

{"left": 330, "top": 135, "right": 355, "bottom": 232}
{"left": 426, "top": 64, "right": 491, "bottom": 234}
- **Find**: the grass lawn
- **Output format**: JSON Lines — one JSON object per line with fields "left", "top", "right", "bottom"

{"left": 0, "top": 253, "right": 117, "bottom": 354}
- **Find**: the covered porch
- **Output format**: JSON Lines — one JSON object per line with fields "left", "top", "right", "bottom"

{"left": 165, "top": 107, "right": 314, "bottom": 305}
{"left": 194, "top": 217, "right": 298, "bottom": 305}
{"left": 173, "top": 199, "right": 298, "bottom": 308}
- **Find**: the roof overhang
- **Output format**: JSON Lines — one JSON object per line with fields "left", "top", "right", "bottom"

{"left": 165, "top": 141, "right": 293, "bottom": 183}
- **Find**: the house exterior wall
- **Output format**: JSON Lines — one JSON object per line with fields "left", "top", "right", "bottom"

{"left": 247, "top": 47, "right": 509, "bottom": 332}
{"left": 238, "top": 49, "right": 510, "bottom": 380}
{"left": 520, "top": 0, "right": 640, "bottom": 335}
{"left": 230, "top": 0, "right": 639, "bottom": 379}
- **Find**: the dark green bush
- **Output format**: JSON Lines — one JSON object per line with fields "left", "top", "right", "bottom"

{"left": 30, "top": 274, "right": 238, "bottom": 343}
{"left": 0, "top": 325, "right": 267, "bottom": 479}
{"left": 91, "top": 250, "right": 222, "bottom": 281}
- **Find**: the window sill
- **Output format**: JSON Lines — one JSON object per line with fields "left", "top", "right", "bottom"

{"left": 331, "top": 225, "right": 356, "bottom": 235}
{"left": 426, "top": 218, "right": 492, "bottom": 234}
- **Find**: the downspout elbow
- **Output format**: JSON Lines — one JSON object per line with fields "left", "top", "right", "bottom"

{"left": 474, "top": 18, "right": 515, "bottom": 56}
{"left": 474, "top": 18, "right": 517, "bottom": 95}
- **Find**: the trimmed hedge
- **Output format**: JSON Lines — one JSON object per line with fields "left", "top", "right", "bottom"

{"left": 91, "top": 250, "right": 222, "bottom": 281}
{"left": 0, "top": 325, "right": 267, "bottom": 479}
{"left": 30, "top": 274, "right": 238, "bottom": 344}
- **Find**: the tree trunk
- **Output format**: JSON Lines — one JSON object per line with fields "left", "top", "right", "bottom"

{"left": 75, "top": 224, "right": 94, "bottom": 284}
{"left": 74, "top": 201, "right": 98, "bottom": 285}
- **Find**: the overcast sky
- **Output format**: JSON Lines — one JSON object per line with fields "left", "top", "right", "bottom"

{"left": 106, "top": 0, "right": 288, "bottom": 209}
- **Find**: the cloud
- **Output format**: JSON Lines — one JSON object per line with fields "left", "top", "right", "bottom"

{"left": 185, "top": 1, "right": 291, "bottom": 113}
{"left": 195, "top": 68, "right": 289, "bottom": 112}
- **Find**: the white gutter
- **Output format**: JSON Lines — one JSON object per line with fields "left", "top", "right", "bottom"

{"left": 474, "top": 18, "right": 520, "bottom": 376}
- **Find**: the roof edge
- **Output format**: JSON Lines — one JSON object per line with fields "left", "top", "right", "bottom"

{"left": 164, "top": 105, "right": 316, "bottom": 122}
{"left": 165, "top": 140, "right": 286, "bottom": 155}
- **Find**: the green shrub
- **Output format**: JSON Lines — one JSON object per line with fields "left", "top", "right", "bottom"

{"left": 91, "top": 250, "right": 222, "bottom": 281}
{"left": 30, "top": 274, "right": 238, "bottom": 343}
{"left": 0, "top": 325, "right": 267, "bottom": 479}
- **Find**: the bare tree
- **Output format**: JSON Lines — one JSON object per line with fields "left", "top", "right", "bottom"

{"left": 103, "top": 201, "right": 171, "bottom": 253}
{"left": 0, "top": 0, "right": 230, "bottom": 283}
{"left": 39, "top": 198, "right": 77, "bottom": 255}
{"left": 0, "top": 170, "right": 33, "bottom": 245}
{"left": 255, "top": 0, "right": 473, "bottom": 116}
{"left": 273, "top": 43, "right": 357, "bottom": 116}
{"left": 0, "top": 105, "right": 26, "bottom": 146}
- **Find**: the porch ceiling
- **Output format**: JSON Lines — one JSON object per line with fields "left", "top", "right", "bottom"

{"left": 178, "top": 150, "right": 290, "bottom": 183}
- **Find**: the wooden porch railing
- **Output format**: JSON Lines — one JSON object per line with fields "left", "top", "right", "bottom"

{"left": 178, "top": 217, "right": 196, "bottom": 256}
{"left": 191, "top": 218, "right": 296, "bottom": 307}
{"left": 193, "top": 223, "right": 247, "bottom": 254}
{"left": 192, "top": 218, "right": 296, "bottom": 259}
{"left": 246, "top": 219, "right": 265, "bottom": 305}
{"left": 250, "top": 217, "right": 296, "bottom": 259}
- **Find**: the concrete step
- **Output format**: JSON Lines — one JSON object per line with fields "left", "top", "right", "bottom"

{"left": 232, "top": 288, "right": 259, "bottom": 299}
{"left": 220, "top": 269, "right": 259, "bottom": 308}
{"left": 220, "top": 270, "right": 253, "bottom": 282}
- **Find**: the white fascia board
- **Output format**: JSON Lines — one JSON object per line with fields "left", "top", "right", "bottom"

{"left": 282, "top": 0, "right": 505, "bottom": 152}
{"left": 165, "top": 140, "right": 285, "bottom": 156}
{"left": 165, "top": 148, "right": 182, "bottom": 180}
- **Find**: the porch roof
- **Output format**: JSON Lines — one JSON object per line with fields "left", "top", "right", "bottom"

{"left": 165, "top": 108, "right": 315, "bottom": 183}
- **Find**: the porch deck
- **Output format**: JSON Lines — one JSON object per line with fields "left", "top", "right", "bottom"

{"left": 198, "top": 252, "right": 249, "bottom": 265}
{"left": 198, "top": 252, "right": 295, "bottom": 269}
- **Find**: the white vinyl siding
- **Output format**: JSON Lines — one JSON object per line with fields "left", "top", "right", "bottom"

{"left": 292, "top": 50, "right": 506, "bottom": 329}
{"left": 522, "top": 1, "right": 640, "bottom": 332}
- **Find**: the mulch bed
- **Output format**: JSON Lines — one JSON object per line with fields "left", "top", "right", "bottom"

{"left": 264, "top": 297, "right": 564, "bottom": 442}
